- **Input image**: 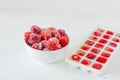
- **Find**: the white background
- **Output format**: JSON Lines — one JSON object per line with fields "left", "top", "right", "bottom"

{"left": 0, "top": 0, "right": 120, "bottom": 80}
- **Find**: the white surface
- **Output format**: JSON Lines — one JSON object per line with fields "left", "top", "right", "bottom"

{"left": 0, "top": 0, "right": 120, "bottom": 80}
{"left": 0, "top": 12, "right": 120, "bottom": 80}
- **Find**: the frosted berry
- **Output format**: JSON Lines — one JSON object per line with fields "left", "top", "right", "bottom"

{"left": 32, "top": 43, "right": 42, "bottom": 50}
{"left": 52, "top": 30, "right": 61, "bottom": 39}
{"left": 59, "top": 36, "right": 69, "bottom": 47}
{"left": 58, "top": 29, "right": 66, "bottom": 36}
{"left": 48, "top": 37, "right": 59, "bottom": 50}
{"left": 24, "top": 31, "right": 31, "bottom": 41}
{"left": 41, "top": 29, "right": 52, "bottom": 40}
{"left": 31, "top": 25, "right": 41, "bottom": 34}
{"left": 41, "top": 40, "right": 50, "bottom": 49}
{"left": 28, "top": 33, "right": 41, "bottom": 44}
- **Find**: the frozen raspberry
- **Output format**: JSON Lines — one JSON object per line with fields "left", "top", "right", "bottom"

{"left": 48, "top": 27, "right": 56, "bottom": 31}
{"left": 109, "top": 42, "right": 117, "bottom": 47}
{"left": 89, "top": 36, "right": 98, "bottom": 41}
{"left": 101, "top": 52, "right": 111, "bottom": 58}
{"left": 48, "top": 37, "right": 60, "bottom": 50}
{"left": 93, "top": 31, "right": 102, "bottom": 36}
{"left": 112, "top": 38, "right": 120, "bottom": 42}
{"left": 106, "top": 30, "right": 114, "bottom": 35}
{"left": 31, "top": 43, "right": 42, "bottom": 50}
{"left": 81, "top": 45, "right": 90, "bottom": 51}
{"left": 41, "top": 40, "right": 50, "bottom": 49}
{"left": 96, "top": 56, "right": 107, "bottom": 64}
{"left": 81, "top": 59, "right": 92, "bottom": 66}
{"left": 95, "top": 43, "right": 104, "bottom": 49}
{"left": 41, "top": 29, "right": 52, "bottom": 40}
{"left": 59, "top": 36, "right": 69, "bottom": 47}
{"left": 28, "top": 33, "right": 41, "bottom": 44}
{"left": 76, "top": 50, "right": 86, "bottom": 56}
{"left": 92, "top": 63, "right": 103, "bottom": 70}
{"left": 99, "top": 39, "right": 108, "bottom": 44}
{"left": 105, "top": 47, "right": 114, "bottom": 52}
{"left": 58, "top": 29, "right": 66, "bottom": 36}
{"left": 31, "top": 25, "right": 41, "bottom": 34}
{"left": 86, "top": 53, "right": 96, "bottom": 60}
{"left": 71, "top": 55, "right": 81, "bottom": 61}
{"left": 103, "top": 34, "right": 110, "bottom": 39}
{"left": 52, "top": 30, "right": 61, "bottom": 39}
{"left": 85, "top": 40, "right": 95, "bottom": 46}
{"left": 24, "top": 31, "right": 31, "bottom": 41}
{"left": 91, "top": 48, "right": 100, "bottom": 54}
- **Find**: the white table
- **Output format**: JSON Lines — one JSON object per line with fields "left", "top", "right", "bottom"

{"left": 0, "top": 11, "right": 120, "bottom": 80}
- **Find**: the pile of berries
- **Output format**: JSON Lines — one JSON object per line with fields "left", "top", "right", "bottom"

{"left": 24, "top": 25, "right": 69, "bottom": 51}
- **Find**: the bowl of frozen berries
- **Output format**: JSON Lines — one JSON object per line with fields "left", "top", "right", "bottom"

{"left": 24, "top": 25, "right": 69, "bottom": 64}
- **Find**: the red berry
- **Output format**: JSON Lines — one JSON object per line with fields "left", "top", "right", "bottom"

{"left": 81, "top": 59, "right": 92, "bottom": 66}
{"left": 92, "top": 63, "right": 103, "bottom": 70}
{"left": 24, "top": 31, "right": 31, "bottom": 41}
{"left": 85, "top": 40, "right": 95, "bottom": 46}
{"left": 52, "top": 30, "right": 61, "bottom": 39}
{"left": 91, "top": 48, "right": 100, "bottom": 54}
{"left": 71, "top": 55, "right": 81, "bottom": 61}
{"left": 32, "top": 43, "right": 42, "bottom": 50}
{"left": 106, "top": 30, "right": 114, "bottom": 35}
{"left": 76, "top": 50, "right": 86, "bottom": 56}
{"left": 103, "top": 34, "right": 110, "bottom": 39}
{"left": 99, "top": 39, "right": 108, "bottom": 44}
{"left": 86, "top": 53, "right": 96, "bottom": 60}
{"left": 89, "top": 36, "right": 98, "bottom": 41}
{"left": 48, "top": 37, "right": 59, "bottom": 50}
{"left": 28, "top": 33, "right": 41, "bottom": 44}
{"left": 109, "top": 42, "right": 117, "bottom": 47}
{"left": 58, "top": 29, "right": 66, "bottom": 36}
{"left": 41, "top": 29, "right": 52, "bottom": 40}
{"left": 112, "top": 38, "right": 120, "bottom": 42}
{"left": 59, "top": 36, "right": 69, "bottom": 47}
{"left": 96, "top": 57, "right": 107, "bottom": 64}
{"left": 41, "top": 40, "right": 50, "bottom": 49}
{"left": 93, "top": 31, "right": 102, "bottom": 36}
{"left": 81, "top": 45, "right": 90, "bottom": 51}
{"left": 95, "top": 43, "right": 104, "bottom": 49}
{"left": 105, "top": 47, "right": 114, "bottom": 52}
{"left": 101, "top": 52, "right": 111, "bottom": 58}
{"left": 31, "top": 25, "right": 41, "bottom": 34}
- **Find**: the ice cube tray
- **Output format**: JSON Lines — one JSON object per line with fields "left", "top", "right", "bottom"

{"left": 66, "top": 26, "right": 120, "bottom": 75}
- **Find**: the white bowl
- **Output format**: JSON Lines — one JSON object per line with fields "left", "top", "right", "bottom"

{"left": 24, "top": 40, "right": 69, "bottom": 64}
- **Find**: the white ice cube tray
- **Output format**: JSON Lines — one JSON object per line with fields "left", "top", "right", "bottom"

{"left": 66, "top": 26, "right": 120, "bottom": 75}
